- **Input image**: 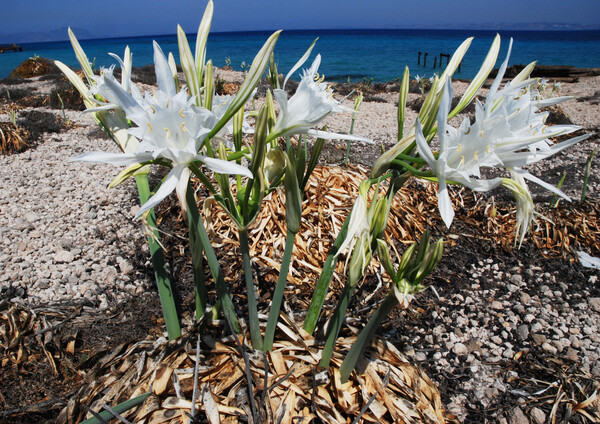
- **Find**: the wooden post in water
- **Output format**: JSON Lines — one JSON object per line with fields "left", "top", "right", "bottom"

{"left": 418, "top": 51, "right": 422, "bottom": 65}
{"left": 423, "top": 53, "right": 428, "bottom": 67}
{"left": 433, "top": 56, "right": 437, "bottom": 68}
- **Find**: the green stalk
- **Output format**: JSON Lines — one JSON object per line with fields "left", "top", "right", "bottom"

{"left": 582, "top": 147, "right": 597, "bottom": 202}
{"left": 303, "top": 216, "right": 350, "bottom": 334}
{"left": 318, "top": 282, "right": 355, "bottom": 369}
{"left": 187, "top": 190, "right": 241, "bottom": 334}
{"left": 80, "top": 392, "right": 151, "bottom": 424}
{"left": 263, "top": 229, "right": 296, "bottom": 351}
{"left": 339, "top": 294, "right": 397, "bottom": 382}
{"left": 239, "top": 228, "right": 263, "bottom": 350}
{"left": 185, "top": 187, "right": 207, "bottom": 322}
{"left": 135, "top": 174, "right": 181, "bottom": 339}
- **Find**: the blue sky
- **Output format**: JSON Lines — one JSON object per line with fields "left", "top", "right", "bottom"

{"left": 1, "top": 0, "right": 599, "bottom": 43}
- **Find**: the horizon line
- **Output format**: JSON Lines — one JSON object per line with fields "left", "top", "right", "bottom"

{"left": 9, "top": 24, "right": 600, "bottom": 45}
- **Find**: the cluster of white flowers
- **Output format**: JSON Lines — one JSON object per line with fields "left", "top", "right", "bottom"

{"left": 73, "top": 40, "right": 364, "bottom": 218}
{"left": 415, "top": 42, "right": 589, "bottom": 243}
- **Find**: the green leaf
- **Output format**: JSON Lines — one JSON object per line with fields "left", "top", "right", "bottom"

{"left": 195, "top": 0, "right": 214, "bottom": 86}
{"left": 80, "top": 392, "right": 151, "bottom": 424}
{"left": 109, "top": 162, "right": 149, "bottom": 188}
{"left": 398, "top": 66, "right": 410, "bottom": 140}
{"left": 283, "top": 154, "right": 302, "bottom": 234}
{"left": 437, "top": 37, "right": 473, "bottom": 92}
{"left": 512, "top": 61, "right": 537, "bottom": 84}
{"left": 177, "top": 24, "right": 201, "bottom": 104}
{"left": 54, "top": 60, "right": 94, "bottom": 107}
{"left": 68, "top": 27, "right": 94, "bottom": 81}
{"left": 207, "top": 30, "right": 281, "bottom": 140}
{"left": 449, "top": 34, "right": 501, "bottom": 119}
{"left": 167, "top": 52, "right": 180, "bottom": 90}
{"left": 204, "top": 60, "right": 214, "bottom": 110}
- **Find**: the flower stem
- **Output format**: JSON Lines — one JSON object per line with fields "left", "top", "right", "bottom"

{"left": 135, "top": 174, "right": 181, "bottom": 339}
{"left": 339, "top": 294, "right": 398, "bottom": 382}
{"left": 263, "top": 229, "right": 296, "bottom": 351}
{"left": 239, "top": 228, "right": 263, "bottom": 350}
{"left": 303, "top": 216, "right": 350, "bottom": 334}
{"left": 186, "top": 188, "right": 241, "bottom": 334}
{"left": 185, "top": 186, "right": 207, "bottom": 322}
{"left": 318, "top": 281, "right": 355, "bottom": 369}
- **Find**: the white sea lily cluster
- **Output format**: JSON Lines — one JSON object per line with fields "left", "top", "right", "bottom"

{"left": 416, "top": 42, "right": 589, "bottom": 239}
{"left": 75, "top": 42, "right": 252, "bottom": 218}
{"left": 72, "top": 39, "right": 368, "bottom": 219}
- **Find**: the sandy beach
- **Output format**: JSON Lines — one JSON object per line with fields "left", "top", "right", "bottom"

{"left": 1, "top": 61, "right": 599, "bottom": 423}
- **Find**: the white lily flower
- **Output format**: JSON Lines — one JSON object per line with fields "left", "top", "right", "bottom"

{"left": 415, "top": 78, "right": 502, "bottom": 227}
{"left": 415, "top": 40, "right": 589, "bottom": 230}
{"left": 74, "top": 41, "right": 252, "bottom": 218}
{"left": 211, "top": 94, "right": 254, "bottom": 138}
{"left": 271, "top": 54, "right": 371, "bottom": 143}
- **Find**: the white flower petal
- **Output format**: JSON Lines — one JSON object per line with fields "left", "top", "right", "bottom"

{"left": 153, "top": 41, "right": 176, "bottom": 97}
{"left": 72, "top": 151, "right": 152, "bottom": 165}
{"left": 577, "top": 251, "right": 600, "bottom": 270}
{"left": 438, "top": 179, "right": 455, "bottom": 228}
{"left": 135, "top": 166, "right": 182, "bottom": 218}
{"left": 199, "top": 155, "right": 253, "bottom": 179}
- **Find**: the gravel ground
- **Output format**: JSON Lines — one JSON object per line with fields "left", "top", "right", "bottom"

{"left": 1, "top": 70, "right": 599, "bottom": 423}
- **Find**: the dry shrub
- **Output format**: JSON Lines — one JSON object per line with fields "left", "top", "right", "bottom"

{"left": 0, "top": 121, "right": 29, "bottom": 154}
{"left": 9, "top": 57, "right": 60, "bottom": 79}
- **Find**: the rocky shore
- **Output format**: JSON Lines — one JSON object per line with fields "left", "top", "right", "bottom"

{"left": 1, "top": 64, "right": 599, "bottom": 423}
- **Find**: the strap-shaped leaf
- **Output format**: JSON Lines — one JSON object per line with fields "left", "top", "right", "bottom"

{"left": 204, "top": 60, "right": 214, "bottom": 110}
{"left": 80, "top": 392, "right": 151, "bottom": 424}
{"left": 68, "top": 28, "right": 94, "bottom": 81}
{"left": 207, "top": 30, "right": 281, "bottom": 140}
{"left": 397, "top": 66, "right": 410, "bottom": 140}
{"left": 449, "top": 34, "right": 501, "bottom": 119}
{"left": 195, "top": 0, "right": 214, "bottom": 85}
{"left": 177, "top": 25, "right": 200, "bottom": 104}
{"left": 437, "top": 37, "right": 473, "bottom": 93}
{"left": 54, "top": 60, "right": 94, "bottom": 107}
{"left": 512, "top": 61, "right": 537, "bottom": 84}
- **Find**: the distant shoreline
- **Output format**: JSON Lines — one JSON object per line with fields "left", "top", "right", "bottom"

{"left": 7, "top": 26, "right": 600, "bottom": 46}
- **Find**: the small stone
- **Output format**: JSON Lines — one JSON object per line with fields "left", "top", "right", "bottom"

{"left": 491, "top": 301, "right": 503, "bottom": 310}
{"left": 119, "top": 259, "right": 134, "bottom": 275}
{"left": 55, "top": 250, "right": 75, "bottom": 264}
{"left": 530, "top": 407, "right": 546, "bottom": 424}
{"left": 415, "top": 351, "right": 427, "bottom": 361}
{"left": 516, "top": 324, "right": 529, "bottom": 341}
{"left": 530, "top": 322, "right": 543, "bottom": 333}
{"left": 508, "top": 406, "right": 529, "bottom": 424}
{"left": 532, "top": 334, "right": 547, "bottom": 345}
{"left": 520, "top": 292, "right": 531, "bottom": 304}
{"left": 542, "top": 342, "right": 558, "bottom": 355}
{"left": 453, "top": 343, "right": 469, "bottom": 356}
{"left": 565, "top": 348, "right": 579, "bottom": 361}
{"left": 551, "top": 340, "right": 565, "bottom": 353}
{"left": 510, "top": 274, "right": 523, "bottom": 285}
{"left": 588, "top": 298, "right": 600, "bottom": 313}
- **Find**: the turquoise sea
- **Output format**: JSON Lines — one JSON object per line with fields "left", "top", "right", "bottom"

{"left": 1, "top": 29, "right": 599, "bottom": 82}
